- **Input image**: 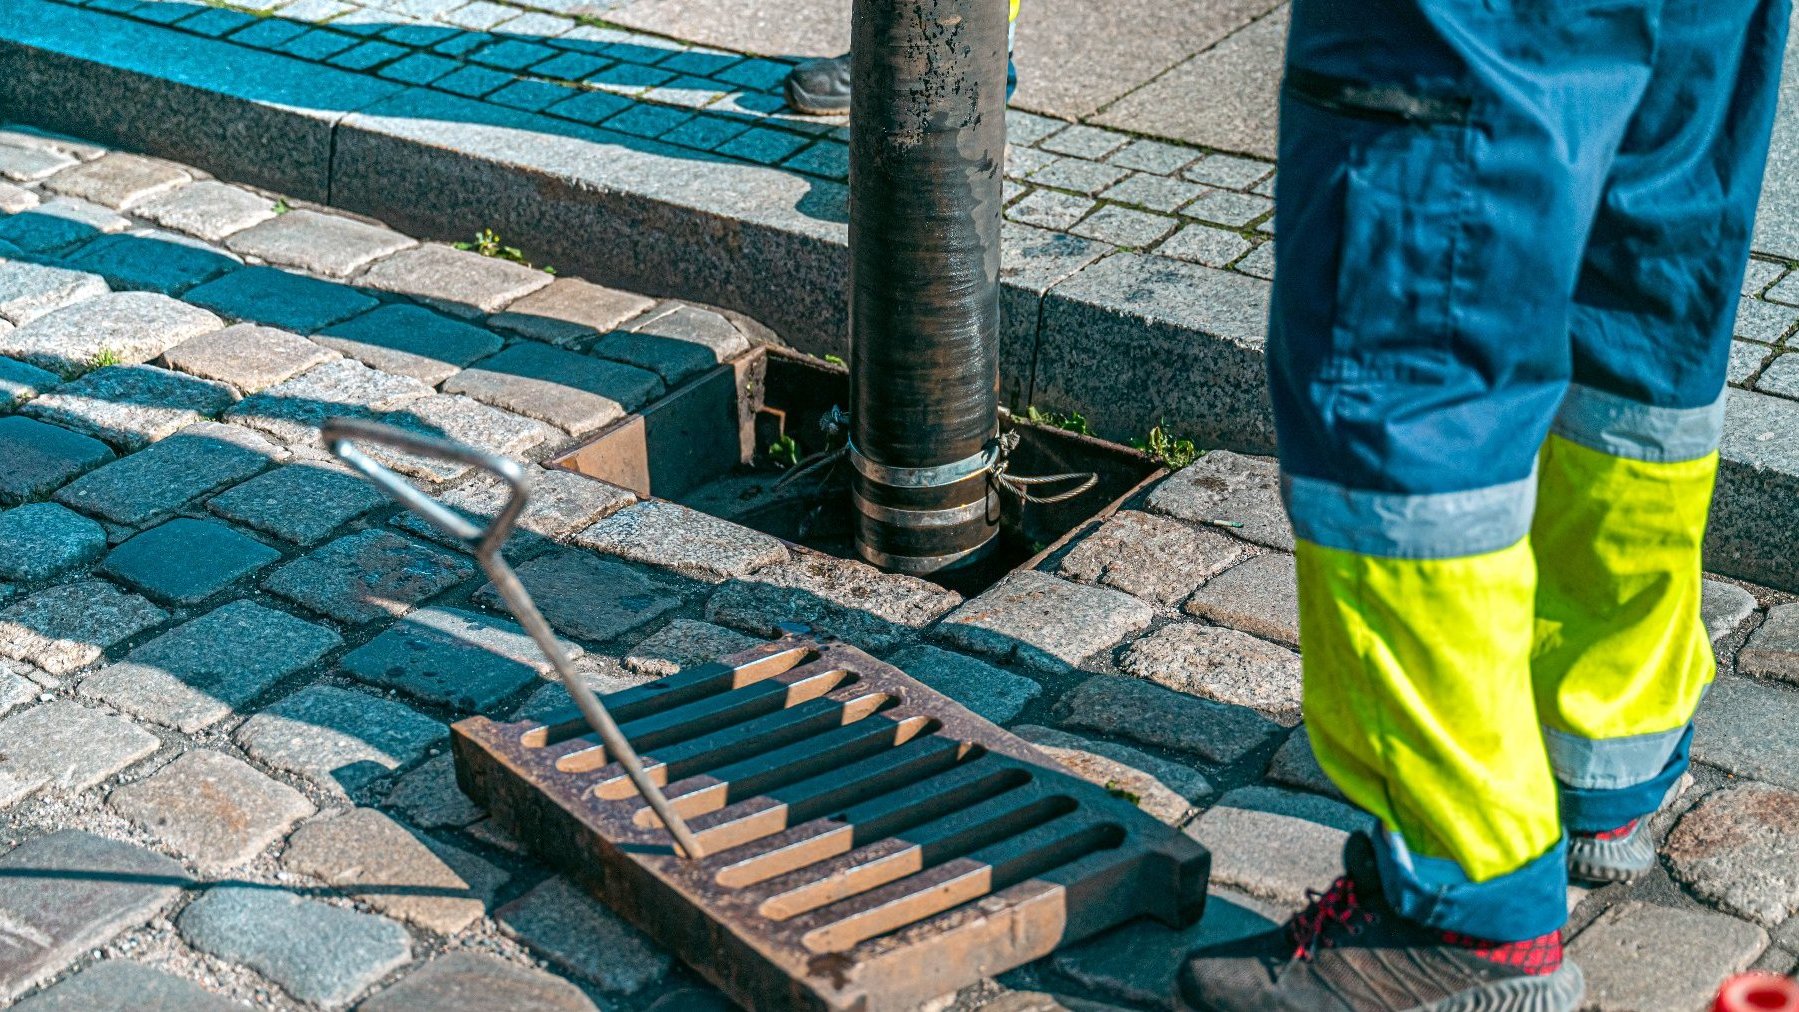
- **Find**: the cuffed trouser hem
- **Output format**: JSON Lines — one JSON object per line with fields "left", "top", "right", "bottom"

{"left": 1374, "top": 830, "right": 1569, "bottom": 943}
{"left": 1557, "top": 723, "right": 1692, "bottom": 832}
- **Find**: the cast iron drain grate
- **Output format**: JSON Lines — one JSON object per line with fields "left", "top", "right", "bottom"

{"left": 454, "top": 634, "right": 1210, "bottom": 1011}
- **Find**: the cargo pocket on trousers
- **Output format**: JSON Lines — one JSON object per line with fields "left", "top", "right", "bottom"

{"left": 1286, "top": 68, "right": 1475, "bottom": 380}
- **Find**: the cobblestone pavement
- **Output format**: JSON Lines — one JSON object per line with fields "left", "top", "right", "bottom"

{"left": 0, "top": 131, "right": 1797, "bottom": 1012}
{"left": 30, "top": 0, "right": 1799, "bottom": 412}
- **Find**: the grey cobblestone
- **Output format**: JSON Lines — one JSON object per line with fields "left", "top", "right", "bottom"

{"left": 0, "top": 130, "right": 106, "bottom": 162}
{"left": 1101, "top": 173, "right": 1206, "bottom": 213}
{"left": 0, "top": 196, "right": 130, "bottom": 255}
{"left": 1185, "top": 786, "right": 1373, "bottom": 909}
{"left": 1737, "top": 297, "right": 1799, "bottom": 344}
{"left": 1732, "top": 340, "right": 1772, "bottom": 385}
{"left": 25, "top": 363, "right": 238, "bottom": 452}
{"left": 1068, "top": 205, "right": 1177, "bottom": 248}
{"left": 107, "top": 749, "right": 314, "bottom": 874}
{"left": 704, "top": 553, "right": 957, "bottom": 648}
{"left": 1005, "top": 190, "right": 1098, "bottom": 232}
{"left": 1665, "top": 782, "right": 1799, "bottom": 928}
{"left": 12, "top": 960, "right": 244, "bottom": 1012}
{"left": 160, "top": 323, "right": 339, "bottom": 392}
{"left": 1120, "top": 621, "right": 1302, "bottom": 725}
{"left": 1237, "top": 241, "right": 1275, "bottom": 279}
{"left": 357, "top": 952, "right": 598, "bottom": 1012}
{"left": 0, "top": 197, "right": 130, "bottom": 254}
{"left": 1182, "top": 154, "right": 1274, "bottom": 190}
{"left": 0, "top": 260, "right": 108, "bottom": 326}
{"left": 0, "top": 579, "right": 165, "bottom": 674}
{"left": 624, "top": 618, "right": 758, "bottom": 676}
{"left": 1694, "top": 676, "right": 1799, "bottom": 791}
{"left": 384, "top": 752, "right": 484, "bottom": 829}
{"left": 0, "top": 503, "right": 106, "bottom": 583}
{"left": 234, "top": 684, "right": 444, "bottom": 797}
{"left": 79, "top": 599, "right": 340, "bottom": 733}
{"left": 444, "top": 342, "right": 664, "bottom": 435}
{"left": 183, "top": 266, "right": 380, "bottom": 332}
{"left": 1740, "top": 601, "right": 1799, "bottom": 682}
{"left": 490, "top": 277, "right": 656, "bottom": 346}
{"left": 1157, "top": 224, "right": 1255, "bottom": 268}
{"left": 1703, "top": 578, "right": 1759, "bottom": 644}
{"left": 576, "top": 499, "right": 787, "bottom": 582}
{"left": 55, "top": 421, "right": 281, "bottom": 526}
{"left": 1568, "top": 902, "right": 1766, "bottom": 1012}
{"left": 0, "top": 291, "right": 222, "bottom": 379}
{"left": 0, "top": 357, "right": 58, "bottom": 411}
{"left": 42, "top": 152, "right": 191, "bottom": 210}
{"left": 365, "top": 394, "right": 556, "bottom": 482}
{"left": 1263, "top": 725, "right": 1344, "bottom": 800}
{"left": 0, "top": 141, "right": 77, "bottom": 182}
{"left": 1058, "top": 510, "right": 1244, "bottom": 607}
{"left": 225, "top": 209, "right": 416, "bottom": 278}
{"left": 476, "top": 547, "right": 680, "bottom": 643}
{"left": 63, "top": 229, "right": 242, "bottom": 296}
{"left": 1014, "top": 724, "right": 1211, "bottom": 826}
{"left": 99, "top": 518, "right": 280, "bottom": 605}
{"left": 1145, "top": 450, "right": 1292, "bottom": 551}
{"left": 1048, "top": 892, "right": 1280, "bottom": 1011}
{"left": 1183, "top": 188, "right": 1273, "bottom": 227}
{"left": 178, "top": 885, "right": 413, "bottom": 1008}
{"left": 1058, "top": 673, "right": 1284, "bottom": 767}
{"left": 1030, "top": 157, "right": 1132, "bottom": 196}
{"left": 0, "top": 416, "right": 115, "bottom": 505}
{"left": 226, "top": 358, "right": 432, "bottom": 445}
{"left": 1184, "top": 553, "right": 1299, "bottom": 648}
{"left": 889, "top": 644, "right": 1041, "bottom": 724}
{"left": 315, "top": 304, "right": 503, "bottom": 384}
{"left": 0, "top": 701, "right": 160, "bottom": 806}
{"left": 393, "top": 468, "right": 635, "bottom": 549}
{"left": 342, "top": 606, "right": 582, "bottom": 709}
{"left": 0, "top": 831, "right": 189, "bottom": 1002}
{"left": 0, "top": 181, "right": 36, "bottom": 214}
{"left": 263, "top": 528, "right": 474, "bottom": 625}
{"left": 134, "top": 180, "right": 277, "bottom": 242}
{"left": 358, "top": 243, "right": 554, "bottom": 317}
{"left": 1756, "top": 354, "right": 1799, "bottom": 399}
{"left": 496, "top": 876, "right": 672, "bottom": 994}
{"left": 283, "top": 807, "right": 506, "bottom": 934}
{"left": 594, "top": 303, "right": 751, "bottom": 384}
{"left": 1107, "top": 138, "right": 1199, "bottom": 176}
{"left": 208, "top": 461, "right": 390, "bottom": 545}
{"left": 934, "top": 570, "right": 1151, "bottom": 674}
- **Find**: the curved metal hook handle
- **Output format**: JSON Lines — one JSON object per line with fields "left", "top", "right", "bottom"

{"left": 321, "top": 417, "right": 705, "bottom": 859}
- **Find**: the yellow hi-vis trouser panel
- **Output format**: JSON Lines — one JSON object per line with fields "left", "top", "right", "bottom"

{"left": 1530, "top": 435, "right": 1716, "bottom": 747}
{"left": 1298, "top": 436, "right": 1718, "bottom": 884}
{"left": 1010, "top": 0, "right": 1019, "bottom": 20}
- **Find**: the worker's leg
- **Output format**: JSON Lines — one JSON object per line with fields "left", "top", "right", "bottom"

{"left": 1536, "top": 0, "right": 1789, "bottom": 880}
{"left": 1267, "top": 0, "right": 1657, "bottom": 941}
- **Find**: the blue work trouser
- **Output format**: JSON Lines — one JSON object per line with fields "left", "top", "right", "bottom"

{"left": 1271, "top": 0, "right": 1790, "bottom": 941}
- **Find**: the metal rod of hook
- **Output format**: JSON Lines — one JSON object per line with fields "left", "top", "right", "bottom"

{"left": 320, "top": 418, "right": 705, "bottom": 860}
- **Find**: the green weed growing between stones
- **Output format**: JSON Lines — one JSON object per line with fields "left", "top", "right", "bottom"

{"left": 1024, "top": 405, "right": 1094, "bottom": 436}
{"left": 1132, "top": 422, "right": 1200, "bottom": 470}
{"left": 455, "top": 228, "right": 556, "bottom": 274}
{"left": 89, "top": 346, "right": 121, "bottom": 369}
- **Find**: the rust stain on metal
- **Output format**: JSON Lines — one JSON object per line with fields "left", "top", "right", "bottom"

{"left": 453, "top": 635, "right": 1209, "bottom": 1011}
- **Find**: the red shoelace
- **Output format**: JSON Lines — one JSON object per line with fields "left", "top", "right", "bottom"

{"left": 1288, "top": 876, "right": 1374, "bottom": 960}
{"left": 1584, "top": 818, "right": 1639, "bottom": 842}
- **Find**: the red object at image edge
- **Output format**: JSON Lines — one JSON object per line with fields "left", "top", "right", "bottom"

{"left": 1716, "top": 973, "right": 1799, "bottom": 1012}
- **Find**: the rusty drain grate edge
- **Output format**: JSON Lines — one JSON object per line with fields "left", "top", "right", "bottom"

{"left": 453, "top": 634, "right": 1210, "bottom": 1012}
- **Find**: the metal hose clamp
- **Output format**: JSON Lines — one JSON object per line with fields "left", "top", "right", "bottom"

{"left": 321, "top": 417, "right": 705, "bottom": 859}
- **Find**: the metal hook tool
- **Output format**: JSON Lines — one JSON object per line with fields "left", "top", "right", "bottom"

{"left": 322, "top": 417, "right": 705, "bottom": 859}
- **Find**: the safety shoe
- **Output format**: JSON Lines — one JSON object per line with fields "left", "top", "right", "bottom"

{"left": 784, "top": 53, "right": 1019, "bottom": 115}
{"left": 785, "top": 54, "right": 852, "bottom": 115}
{"left": 1566, "top": 781, "right": 1681, "bottom": 884}
{"left": 1178, "top": 834, "right": 1585, "bottom": 1012}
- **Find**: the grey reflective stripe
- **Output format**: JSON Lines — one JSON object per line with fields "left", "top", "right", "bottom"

{"left": 1282, "top": 470, "right": 1536, "bottom": 560}
{"left": 1550, "top": 385, "right": 1725, "bottom": 463}
{"left": 1543, "top": 722, "right": 1688, "bottom": 791}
